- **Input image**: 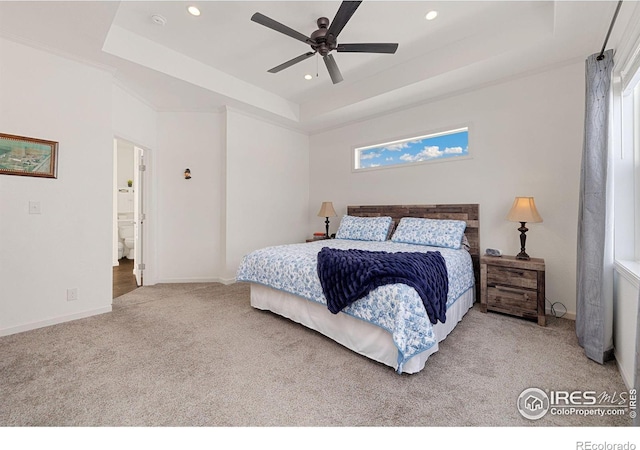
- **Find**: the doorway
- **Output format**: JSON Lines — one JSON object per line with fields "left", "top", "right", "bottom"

{"left": 113, "top": 258, "right": 137, "bottom": 298}
{"left": 112, "top": 137, "right": 146, "bottom": 298}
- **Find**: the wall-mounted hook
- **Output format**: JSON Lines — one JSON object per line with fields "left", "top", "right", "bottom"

{"left": 184, "top": 168, "right": 191, "bottom": 180}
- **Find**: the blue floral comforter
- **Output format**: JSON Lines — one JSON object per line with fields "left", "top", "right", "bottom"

{"left": 236, "top": 239, "right": 475, "bottom": 372}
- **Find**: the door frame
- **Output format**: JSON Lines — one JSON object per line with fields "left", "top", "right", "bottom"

{"left": 133, "top": 145, "right": 145, "bottom": 286}
{"left": 113, "top": 136, "right": 153, "bottom": 291}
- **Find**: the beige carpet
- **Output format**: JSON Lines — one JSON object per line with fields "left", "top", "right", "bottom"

{"left": 0, "top": 282, "right": 631, "bottom": 427}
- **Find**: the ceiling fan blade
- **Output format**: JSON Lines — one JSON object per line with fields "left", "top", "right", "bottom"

{"left": 336, "top": 43, "right": 399, "bottom": 54}
{"left": 268, "top": 52, "right": 316, "bottom": 73}
{"left": 251, "top": 12, "right": 311, "bottom": 45}
{"left": 323, "top": 54, "right": 343, "bottom": 84}
{"left": 327, "top": 1, "right": 362, "bottom": 40}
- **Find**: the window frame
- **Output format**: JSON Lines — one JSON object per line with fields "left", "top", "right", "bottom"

{"left": 352, "top": 125, "right": 471, "bottom": 173}
{"left": 614, "top": 50, "right": 640, "bottom": 270}
{"left": 634, "top": 82, "right": 640, "bottom": 262}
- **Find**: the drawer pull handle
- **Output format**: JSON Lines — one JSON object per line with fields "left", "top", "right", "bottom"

{"left": 495, "top": 285, "right": 529, "bottom": 295}
{"left": 499, "top": 268, "right": 525, "bottom": 276}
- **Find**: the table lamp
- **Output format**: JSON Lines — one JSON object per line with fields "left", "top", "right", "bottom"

{"left": 506, "top": 197, "right": 543, "bottom": 260}
{"left": 317, "top": 202, "right": 337, "bottom": 238}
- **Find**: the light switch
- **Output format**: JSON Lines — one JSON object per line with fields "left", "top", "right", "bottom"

{"left": 29, "top": 201, "right": 41, "bottom": 214}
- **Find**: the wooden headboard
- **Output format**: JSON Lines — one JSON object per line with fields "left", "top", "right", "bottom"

{"left": 347, "top": 204, "right": 480, "bottom": 300}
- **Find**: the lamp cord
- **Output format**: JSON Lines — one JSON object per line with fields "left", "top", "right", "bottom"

{"left": 546, "top": 297, "right": 567, "bottom": 319}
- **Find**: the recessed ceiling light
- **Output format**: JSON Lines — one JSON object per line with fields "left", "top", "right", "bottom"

{"left": 187, "top": 6, "right": 201, "bottom": 17}
{"left": 304, "top": 74, "right": 313, "bottom": 80}
{"left": 425, "top": 11, "right": 438, "bottom": 21}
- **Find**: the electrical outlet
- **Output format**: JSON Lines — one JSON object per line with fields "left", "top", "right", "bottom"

{"left": 66, "top": 288, "right": 78, "bottom": 302}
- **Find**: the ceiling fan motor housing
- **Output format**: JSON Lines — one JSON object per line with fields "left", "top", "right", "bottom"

{"left": 310, "top": 17, "right": 336, "bottom": 56}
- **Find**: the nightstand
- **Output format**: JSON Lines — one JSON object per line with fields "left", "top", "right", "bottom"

{"left": 306, "top": 237, "right": 330, "bottom": 243}
{"left": 480, "top": 255, "right": 546, "bottom": 326}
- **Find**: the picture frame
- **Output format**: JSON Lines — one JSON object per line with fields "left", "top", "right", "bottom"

{"left": 0, "top": 133, "right": 58, "bottom": 178}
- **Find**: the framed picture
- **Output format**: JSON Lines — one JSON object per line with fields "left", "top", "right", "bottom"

{"left": 0, "top": 133, "right": 58, "bottom": 179}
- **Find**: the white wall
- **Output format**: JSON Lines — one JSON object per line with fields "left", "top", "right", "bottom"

{"left": 1, "top": 35, "right": 298, "bottom": 336}
{"left": 309, "top": 62, "right": 585, "bottom": 318}
{"left": 116, "top": 141, "right": 134, "bottom": 190}
{"left": 112, "top": 84, "right": 157, "bottom": 152}
{"left": 224, "top": 109, "right": 310, "bottom": 280}
{"left": 0, "top": 35, "right": 310, "bottom": 336}
{"left": 0, "top": 38, "right": 113, "bottom": 334}
{"left": 155, "top": 111, "right": 224, "bottom": 282}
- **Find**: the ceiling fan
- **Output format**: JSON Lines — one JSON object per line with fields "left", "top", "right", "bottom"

{"left": 251, "top": 1, "right": 398, "bottom": 84}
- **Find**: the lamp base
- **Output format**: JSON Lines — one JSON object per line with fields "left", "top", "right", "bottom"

{"left": 516, "top": 222, "right": 530, "bottom": 260}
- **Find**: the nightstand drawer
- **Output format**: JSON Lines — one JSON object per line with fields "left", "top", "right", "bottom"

{"left": 487, "top": 285, "right": 537, "bottom": 312}
{"left": 487, "top": 265, "right": 537, "bottom": 290}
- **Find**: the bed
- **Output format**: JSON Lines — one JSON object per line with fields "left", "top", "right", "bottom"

{"left": 236, "top": 204, "right": 480, "bottom": 374}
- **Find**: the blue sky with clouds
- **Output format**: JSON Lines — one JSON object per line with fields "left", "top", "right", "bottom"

{"left": 357, "top": 128, "right": 469, "bottom": 169}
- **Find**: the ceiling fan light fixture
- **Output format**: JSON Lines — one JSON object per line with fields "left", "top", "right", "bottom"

{"left": 187, "top": 6, "right": 201, "bottom": 17}
{"left": 425, "top": 10, "right": 438, "bottom": 21}
{"left": 304, "top": 74, "right": 313, "bottom": 80}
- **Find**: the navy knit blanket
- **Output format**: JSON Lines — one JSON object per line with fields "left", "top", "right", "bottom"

{"left": 316, "top": 247, "right": 449, "bottom": 324}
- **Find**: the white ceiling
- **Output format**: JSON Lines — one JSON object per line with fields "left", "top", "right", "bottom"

{"left": 0, "top": 1, "right": 634, "bottom": 133}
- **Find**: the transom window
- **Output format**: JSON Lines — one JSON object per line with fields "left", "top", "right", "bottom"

{"left": 354, "top": 127, "right": 469, "bottom": 171}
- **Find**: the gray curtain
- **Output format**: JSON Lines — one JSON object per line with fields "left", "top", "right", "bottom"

{"left": 576, "top": 49, "right": 615, "bottom": 364}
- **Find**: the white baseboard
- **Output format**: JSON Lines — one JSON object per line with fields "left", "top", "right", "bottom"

{"left": 0, "top": 306, "right": 112, "bottom": 337}
{"left": 155, "top": 277, "right": 237, "bottom": 285}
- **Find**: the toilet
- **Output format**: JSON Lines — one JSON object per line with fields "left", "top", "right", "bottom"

{"left": 118, "top": 214, "right": 135, "bottom": 259}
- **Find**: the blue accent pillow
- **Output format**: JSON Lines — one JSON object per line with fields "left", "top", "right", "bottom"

{"left": 391, "top": 217, "right": 467, "bottom": 249}
{"left": 334, "top": 215, "right": 393, "bottom": 242}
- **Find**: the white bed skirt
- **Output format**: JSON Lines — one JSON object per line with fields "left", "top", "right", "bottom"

{"left": 250, "top": 283, "right": 475, "bottom": 374}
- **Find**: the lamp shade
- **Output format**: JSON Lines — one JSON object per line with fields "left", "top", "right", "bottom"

{"left": 317, "top": 201, "right": 337, "bottom": 218}
{"left": 506, "top": 197, "right": 543, "bottom": 223}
